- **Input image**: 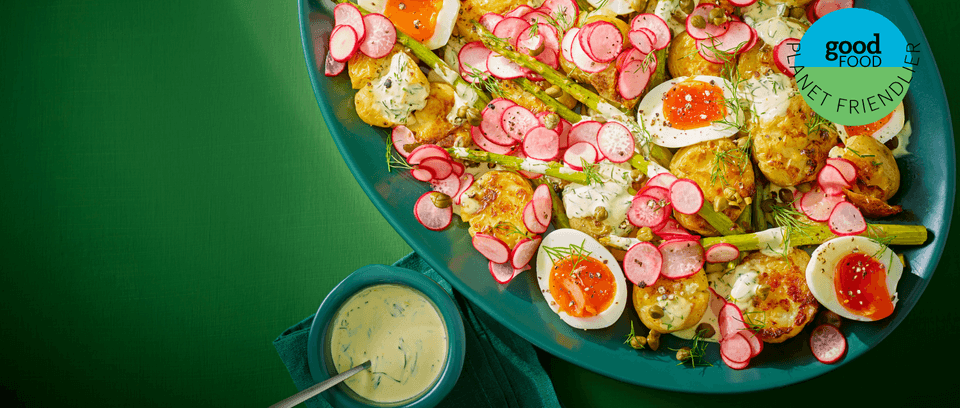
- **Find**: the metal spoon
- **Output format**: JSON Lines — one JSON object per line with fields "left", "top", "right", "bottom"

{"left": 269, "top": 360, "right": 371, "bottom": 408}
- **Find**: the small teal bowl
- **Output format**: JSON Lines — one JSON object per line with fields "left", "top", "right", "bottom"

{"left": 307, "top": 264, "right": 466, "bottom": 408}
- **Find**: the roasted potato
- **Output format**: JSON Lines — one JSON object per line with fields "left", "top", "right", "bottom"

{"left": 347, "top": 45, "right": 413, "bottom": 90}
{"left": 840, "top": 135, "right": 901, "bottom": 201}
{"left": 667, "top": 31, "right": 725, "bottom": 79}
{"left": 751, "top": 95, "right": 838, "bottom": 187}
{"left": 353, "top": 53, "right": 431, "bottom": 128}
{"left": 455, "top": 0, "right": 526, "bottom": 43}
{"left": 459, "top": 171, "right": 534, "bottom": 249}
{"left": 670, "top": 138, "right": 756, "bottom": 236}
{"left": 406, "top": 83, "right": 469, "bottom": 147}
{"left": 633, "top": 270, "right": 711, "bottom": 334}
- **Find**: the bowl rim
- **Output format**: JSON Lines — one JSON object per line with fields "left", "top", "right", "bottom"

{"left": 307, "top": 264, "right": 466, "bottom": 408}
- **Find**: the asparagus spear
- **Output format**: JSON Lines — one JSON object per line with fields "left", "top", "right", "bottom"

{"left": 446, "top": 148, "right": 590, "bottom": 185}
{"left": 513, "top": 77, "right": 582, "bottom": 123}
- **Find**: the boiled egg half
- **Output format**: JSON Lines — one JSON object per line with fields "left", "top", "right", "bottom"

{"left": 535, "top": 228, "right": 627, "bottom": 330}
{"left": 805, "top": 236, "right": 903, "bottom": 322}
{"left": 637, "top": 76, "right": 742, "bottom": 148}
{"left": 835, "top": 102, "right": 905, "bottom": 144}
{"left": 359, "top": 0, "right": 459, "bottom": 49}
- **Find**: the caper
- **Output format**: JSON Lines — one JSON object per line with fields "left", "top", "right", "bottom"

{"left": 796, "top": 182, "right": 813, "bottom": 193}
{"left": 691, "top": 15, "right": 707, "bottom": 29}
{"left": 671, "top": 10, "right": 687, "bottom": 24}
{"left": 648, "top": 305, "right": 665, "bottom": 319}
{"left": 636, "top": 226, "right": 654, "bottom": 242}
{"left": 708, "top": 8, "right": 725, "bottom": 21}
{"left": 756, "top": 284, "right": 771, "bottom": 300}
{"left": 675, "top": 347, "right": 692, "bottom": 362}
{"left": 466, "top": 107, "right": 482, "bottom": 126}
{"left": 712, "top": 16, "right": 727, "bottom": 26}
{"left": 629, "top": 335, "right": 647, "bottom": 349}
{"left": 647, "top": 330, "right": 661, "bottom": 351}
{"left": 632, "top": 0, "right": 649, "bottom": 14}
{"left": 543, "top": 112, "right": 561, "bottom": 130}
{"left": 696, "top": 323, "right": 716, "bottom": 339}
{"left": 679, "top": 0, "right": 695, "bottom": 15}
{"left": 430, "top": 192, "right": 452, "bottom": 209}
{"left": 743, "top": 196, "right": 753, "bottom": 205}
{"left": 457, "top": 105, "right": 469, "bottom": 119}
{"left": 778, "top": 188, "right": 795, "bottom": 204}
{"left": 545, "top": 84, "right": 563, "bottom": 98}
{"left": 529, "top": 40, "right": 546, "bottom": 57}
{"left": 885, "top": 135, "right": 900, "bottom": 150}
{"left": 760, "top": 199, "right": 775, "bottom": 213}
{"left": 736, "top": 137, "right": 749, "bottom": 148}
{"left": 723, "top": 187, "right": 738, "bottom": 200}
{"left": 713, "top": 196, "right": 729, "bottom": 212}
{"left": 593, "top": 206, "right": 609, "bottom": 221}
{"left": 790, "top": 6, "right": 806, "bottom": 20}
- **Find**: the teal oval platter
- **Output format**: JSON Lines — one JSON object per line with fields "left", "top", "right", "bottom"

{"left": 297, "top": 0, "right": 955, "bottom": 393}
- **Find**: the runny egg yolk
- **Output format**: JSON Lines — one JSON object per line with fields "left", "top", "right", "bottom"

{"left": 834, "top": 252, "right": 895, "bottom": 320}
{"left": 549, "top": 255, "right": 615, "bottom": 317}
{"left": 662, "top": 80, "right": 727, "bottom": 130}
{"left": 845, "top": 110, "right": 894, "bottom": 137}
{"left": 384, "top": 0, "right": 439, "bottom": 42}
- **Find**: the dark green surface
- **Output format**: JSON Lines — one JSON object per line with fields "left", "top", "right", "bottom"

{"left": 0, "top": 1, "right": 955, "bottom": 407}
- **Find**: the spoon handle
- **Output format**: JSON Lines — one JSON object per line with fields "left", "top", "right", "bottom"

{"left": 269, "top": 360, "right": 371, "bottom": 408}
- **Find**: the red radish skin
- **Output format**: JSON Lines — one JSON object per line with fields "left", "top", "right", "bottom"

{"left": 627, "top": 194, "right": 671, "bottom": 228}
{"left": 414, "top": 192, "right": 453, "bottom": 231}
{"left": 646, "top": 173, "right": 678, "bottom": 189}
{"left": 504, "top": 5, "right": 534, "bottom": 18}
{"left": 826, "top": 157, "right": 858, "bottom": 183}
{"left": 596, "top": 122, "right": 635, "bottom": 163}
{"left": 324, "top": 51, "right": 346, "bottom": 77}
{"left": 818, "top": 164, "right": 851, "bottom": 195}
{"left": 333, "top": 3, "right": 366, "bottom": 41}
{"left": 623, "top": 242, "right": 662, "bottom": 287}
{"left": 453, "top": 173, "right": 474, "bottom": 205}
{"left": 638, "top": 185, "right": 670, "bottom": 202}
{"left": 653, "top": 219, "right": 694, "bottom": 241}
{"left": 658, "top": 238, "right": 705, "bottom": 279}
{"left": 618, "top": 58, "right": 655, "bottom": 100}
{"left": 418, "top": 157, "right": 453, "bottom": 180}
{"left": 800, "top": 186, "right": 845, "bottom": 222}
{"left": 500, "top": 105, "right": 540, "bottom": 142}
{"left": 473, "top": 234, "right": 511, "bottom": 264}
{"left": 487, "top": 52, "right": 528, "bottom": 80}
{"left": 705, "top": 243, "right": 739, "bottom": 263}
{"left": 539, "top": 0, "right": 579, "bottom": 31}
{"left": 391, "top": 126, "right": 417, "bottom": 158}
{"left": 810, "top": 323, "right": 847, "bottom": 364}
{"left": 522, "top": 201, "right": 549, "bottom": 234}
{"left": 616, "top": 48, "right": 646, "bottom": 71}
{"left": 471, "top": 126, "right": 515, "bottom": 155}
{"left": 517, "top": 26, "right": 545, "bottom": 56}
{"left": 722, "top": 354, "right": 750, "bottom": 370}
{"left": 742, "top": 330, "right": 763, "bottom": 357}
{"left": 430, "top": 174, "right": 461, "bottom": 197}
{"left": 411, "top": 168, "right": 435, "bottom": 182}
{"left": 480, "top": 99, "right": 518, "bottom": 146}
{"left": 458, "top": 41, "right": 493, "bottom": 83}
{"left": 493, "top": 17, "right": 531, "bottom": 49}
{"left": 532, "top": 185, "right": 553, "bottom": 225}
{"left": 728, "top": 0, "right": 757, "bottom": 6}
{"left": 719, "top": 303, "right": 749, "bottom": 339}
{"left": 713, "top": 21, "right": 754, "bottom": 55}
{"left": 813, "top": 0, "right": 855, "bottom": 21}
{"left": 630, "top": 14, "right": 671, "bottom": 50}
{"left": 628, "top": 29, "right": 655, "bottom": 54}
{"left": 828, "top": 201, "right": 867, "bottom": 236}
{"left": 451, "top": 161, "right": 465, "bottom": 177}
{"left": 709, "top": 287, "right": 727, "bottom": 316}
{"left": 720, "top": 332, "right": 752, "bottom": 363}
{"left": 522, "top": 126, "right": 561, "bottom": 161}
{"left": 561, "top": 27, "right": 579, "bottom": 63}
{"left": 567, "top": 121, "right": 602, "bottom": 147}
{"left": 570, "top": 28, "right": 609, "bottom": 73}
{"left": 358, "top": 14, "right": 396, "bottom": 59}
{"left": 563, "top": 142, "right": 599, "bottom": 171}
{"left": 407, "top": 144, "right": 450, "bottom": 165}
{"left": 329, "top": 25, "right": 360, "bottom": 62}
{"left": 511, "top": 236, "right": 542, "bottom": 269}
{"left": 774, "top": 38, "right": 801, "bottom": 77}
{"left": 793, "top": 191, "right": 805, "bottom": 212}
{"left": 669, "top": 179, "right": 705, "bottom": 215}
{"left": 479, "top": 13, "right": 504, "bottom": 32}
{"left": 489, "top": 261, "right": 517, "bottom": 284}
{"left": 522, "top": 11, "right": 553, "bottom": 26}
{"left": 686, "top": 4, "right": 729, "bottom": 40}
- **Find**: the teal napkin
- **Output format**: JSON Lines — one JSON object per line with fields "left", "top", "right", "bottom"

{"left": 274, "top": 252, "right": 562, "bottom": 408}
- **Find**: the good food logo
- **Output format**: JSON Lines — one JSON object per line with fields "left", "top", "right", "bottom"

{"left": 790, "top": 9, "right": 918, "bottom": 126}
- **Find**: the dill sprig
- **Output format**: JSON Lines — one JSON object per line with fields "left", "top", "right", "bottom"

{"left": 623, "top": 321, "right": 639, "bottom": 345}
{"left": 770, "top": 201, "right": 812, "bottom": 250}
{"left": 542, "top": 239, "right": 593, "bottom": 271}
{"left": 465, "top": 67, "right": 504, "bottom": 98}
{"left": 385, "top": 142, "right": 413, "bottom": 172}
{"left": 494, "top": 221, "right": 530, "bottom": 238}
{"left": 804, "top": 111, "right": 830, "bottom": 136}
{"left": 580, "top": 160, "right": 603, "bottom": 185}
{"left": 845, "top": 146, "right": 875, "bottom": 158}
{"left": 672, "top": 329, "right": 713, "bottom": 368}
{"left": 741, "top": 310, "right": 766, "bottom": 331}
{"left": 710, "top": 143, "right": 750, "bottom": 185}
{"left": 866, "top": 224, "right": 898, "bottom": 264}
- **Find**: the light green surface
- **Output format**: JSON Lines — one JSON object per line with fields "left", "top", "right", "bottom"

{"left": 0, "top": 1, "right": 956, "bottom": 407}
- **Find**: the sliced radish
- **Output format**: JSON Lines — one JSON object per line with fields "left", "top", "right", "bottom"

{"left": 639, "top": 185, "right": 670, "bottom": 202}
{"left": 807, "top": 3, "right": 819, "bottom": 23}
{"left": 522, "top": 126, "right": 560, "bottom": 161}
{"left": 658, "top": 238, "right": 704, "bottom": 279}
{"left": 391, "top": 126, "right": 417, "bottom": 158}
{"left": 504, "top": 5, "right": 534, "bottom": 18}
{"left": 581, "top": 21, "right": 622, "bottom": 63}
{"left": 471, "top": 126, "right": 515, "bottom": 155}
{"left": 532, "top": 184, "right": 553, "bottom": 225}
{"left": 489, "top": 261, "right": 517, "bottom": 284}
{"left": 709, "top": 287, "right": 727, "bottom": 316}
{"left": 742, "top": 330, "right": 763, "bottom": 357}
{"left": 493, "top": 17, "right": 530, "bottom": 49}
{"left": 722, "top": 353, "right": 750, "bottom": 370}
{"left": 713, "top": 21, "right": 753, "bottom": 55}
{"left": 570, "top": 28, "right": 609, "bottom": 73}
{"left": 646, "top": 172, "right": 678, "bottom": 189}
{"left": 800, "top": 186, "right": 845, "bottom": 222}
{"left": 453, "top": 173, "right": 474, "bottom": 205}
{"left": 696, "top": 37, "right": 730, "bottom": 64}
{"left": 793, "top": 191, "right": 805, "bottom": 212}
{"left": 430, "top": 173, "right": 461, "bottom": 197}
{"left": 719, "top": 303, "right": 749, "bottom": 339}
{"left": 596, "top": 122, "right": 635, "bottom": 163}
{"left": 623, "top": 242, "right": 662, "bottom": 288}
{"left": 522, "top": 11, "right": 553, "bottom": 26}
{"left": 523, "top": 201, "right": 549, "bottom": 234}
{"left": 616, "top": 48, "right": 646, "bottom": 71}
{"left": 826, "top": 157, "right": 858, "bottom": 183}
{"left": 728, "top": 0, "right": 757, "bottom": 7}
{"left": 618, "top": 58, "right": 654, "bottom": 100}
{"left": 539, "top": 0, "right": 579, "bottom": 31}
{"left": 557, "top": 119, "right": 571, "bottom": 149}
{"left": 567, "top": 121, "right": 602, "bottom": 147}
{"left": 669, "top": 178, "right": 705, "bottom": 215}
{"left": 720, "top": 333, "right": 752, "bottom": 363}
{"left": 407, "top": 144, "right": 449, "bottom": 165}
{"left": 705, "top": 243, "right": 739, "bottom": 263}
{"left": 500, "top": 105, "right": 539, "bottom": 142}
{"left": 458, "top": 41, "right": 493, "bottom": 82}
{"left": 560, "top": 27, "right": 579, "bottom": 63}
{"left": 481, "top": 98, "right": 518, "bottom": 146}
{"left": 333, "top": 3, "right": 365, "bottom": 41}
{"left": 479, "top": 12, "right": 504, "bottom": 32}
{"left": 358, "top": 13, "right": 396, "bottom": 59}
{"left": 418, "top": 157, "right": 453, "bottom": 180}
{"left": 517, "top": 25, "right": 545, "bottom": 56}
{"left": 828, "top": 201, "right": 867, "bottom": 236}
{"left": 774, "top": 37, "right": 801, "bottom": 77}
{"left": 628, "top": 29, "right": 655, "bottom": 54}
{"left": 563, "top": 142, "right": 598, "bottom": 171}
{"left": 812, "top": 0, "right": 855, "bottom": 22}
{"left": 653, "top": 218, "right": 694, "bottom": 241}
{"left": 628, "top": 193, "right": 671, "bottom": 228}
{"left": 473, "top": 233, "right": 510, "bottom": 264}
{"left": 324, "top": 51, "right": 346, "bottom": 77}
{"left": 630, "top": 14, "right": 671, "bottom": 50}
{"left": 511, "top": 236, "right": 542, "bottom": 269}
{"left": 810, "top": 323, "right": 847, "bottom": 364}
{"left": 411, "top": 167, "right": 435, "bottom": 182}
{"left": 414, "top": 192, "right": 453, "bottom": 231}
{"left": 742, "top": 25, "right": 759, "bottom": 53}
{"left": 451, "top": 161, "right": 465, "bottom": 177}
{"left": 487, "top": 52, "right": 527, "bottom": 80}
{"left": 533, "top": 46, "right": 561, "bottom": 71}
{"left": 685, "top": 4, "right": 728, "bottom": 40}
{"left": 818, "top": 164, "right": 850, "bottom": 196}
{"left": 329, "top": 25, "right": 360, "bottom": 62}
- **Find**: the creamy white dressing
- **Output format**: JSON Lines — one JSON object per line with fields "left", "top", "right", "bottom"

{"left": 562, "top": 162, "right": 637, "bottom": 236}
{"left": 754, "top": 17, "right": 806, "bottom": 48}
{"left": 741, "top": 0, "right": 789, "bottom": 28}
{"left": 654, "top": 0, "right": 703, "bottom": 36}
{"left": 329, "top": 284, "right": 447, "bottom": 403}
{"left": 445, "top": 82, "right": 480, "bottom": 125}
{"left": 891, "top": 121, "right": 912, "bottom": 158}
{"left": 519, "top": 158, "right": 551, "bottom": 173}
{"left": 741, "top": 73, "right": 795, "bottom": 122}
{"left": 374, "top": 53, "right": 430, "bottom": 124}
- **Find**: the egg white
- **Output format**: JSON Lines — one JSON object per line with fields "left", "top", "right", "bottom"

{"left": 359, "top": 0, "right": 459, "bottom": 49}
{"left": 835, "top": 102, "right": 905, "bottom": 144}
{"left": 637, "top": 76, "right": 742, "bottom": 148}
{"left": 535, "top": 229, "right": 628, "bottom": 330}
{"left": 805, "top": 236, "right": 903, "bottom": 322}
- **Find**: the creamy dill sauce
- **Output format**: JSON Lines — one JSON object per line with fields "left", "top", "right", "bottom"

{"left": 373, "top": 53, "right": 429, "bottom": 125}
{"left": 741, "top": 1, "right": 807, "bottom": 47}
{"left": 741, "top": 73, "right": 795, "bottom": 122}
{"left": 329, "top": 285, "right": 447, "bottom": 403}
{"left": 562, "top": 162, "right": 637, "bottom": 236}
{"left": 672, "top": 265, "right": 761, "bottom": 343}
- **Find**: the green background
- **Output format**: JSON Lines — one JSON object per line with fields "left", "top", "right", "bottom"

{"left": 0, "top": 1, "right": 955, "bottom": 407}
